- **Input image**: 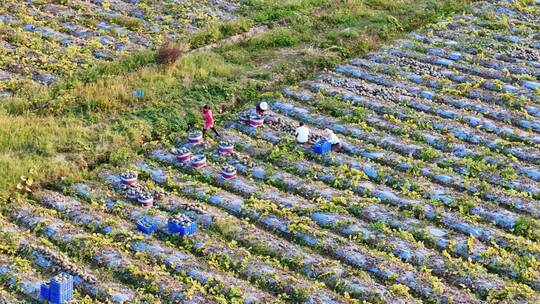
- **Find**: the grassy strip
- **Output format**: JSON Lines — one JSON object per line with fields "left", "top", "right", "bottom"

{"left": 0, "top": 0, "right": 473, "bottom": 196}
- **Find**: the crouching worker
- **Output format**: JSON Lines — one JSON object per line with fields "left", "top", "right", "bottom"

{"left": 202, "top": 105, "right": 220, "bottom": 138}
{"left": 324, "top": 128, "right": 341, "bottom": 151}
{"left": 256, "top": 101, "right": 268, "bottom": 116}
{"left": 295, "top": 122, "right": 310, "bottom": 144}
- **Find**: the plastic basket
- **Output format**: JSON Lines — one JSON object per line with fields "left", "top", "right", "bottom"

{"left": 313, "top": 139, "right": 332, "bottom": 154}
{"left": 136, "top": 217, "right": 157, "bottom": 234}
{"left": 249, "top": 116, "right": 264, "bottom": 127}
{"left": 127, "top": 192, "right": 139, "bottom": 202}
{"left": 238, "top": 113, "right": 249, "bottom": 123}
{"left": 179, "top": 221, "right": 197, "bottom": 236}
{"left": 221, "top": 169, "right": 237, "bottom": 180}
{"left": 48, "top": 273, "right": 74, "bottom": 304}
{"left": 218, "top": 144, "right": 234, "bottom": 154}
{"left": 138, "top": 196, "right": 154, "bottom": 207}
{"left": 40, "top": 283, "right": 50, "bottom": 300}
{"left": 177, "top": 152, "right": 191, "bottom": 162}
{"left": 132, "top": 90, "right": 144, "bottom": 98}
{"left": 121, "top": 176, "right": 137, "bottom": 185}
{"left": 168, "top": 219, "right": 197, "bottom": 236}
{"left": 188, "top": 132, "right": 203, "bottom": 144}
{"left": 191, "top": 155, "right": 207, "bottom": 168}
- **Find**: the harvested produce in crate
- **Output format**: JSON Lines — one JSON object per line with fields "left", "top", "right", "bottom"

{"left": 249, "top": 114, "right": 264, "bottom": 127}
{"left": 120, "top": 170, "right": 138, "bottom": 185}
{"left": 168, "top": 213, "right": 197, "bottom": 236}
{"left": 125, "top": 187, "right": 141, "bottom": 201}
{"left": 191, "top": 154, "right": 207, "bottom": 168}
{"left": 136, "top": 216, "right": 157, "bottom": 234}
{"left": 189, "top": 131, "right": 204, "bottom": 144}
{"left": 218, "top": 141, "right": 234, "bottom": 154}
{"left": 138, "top": 192, "right": 154, "bottom": 207}
{"left": 172, "top": 147, "right": 192, "bottom": 162}
{"left": 221, "top": 164, "right": 237, "bottom": 179}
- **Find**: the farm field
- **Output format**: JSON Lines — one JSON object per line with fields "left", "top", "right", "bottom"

{"left": 0, "top": 0, "right": 240, "bottom": 95}
{"left": 2, "top": 0, "right": 540, "bottom": 303}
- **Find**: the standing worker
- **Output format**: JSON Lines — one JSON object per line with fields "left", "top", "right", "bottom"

{"left": 295, "top": 121, "right": 310, "bottom": 144}
{"left": 202, "top": 105, "right": 220, "bottom": 138}
{"left": 256, "top": 101, "right": 268, "bottom": 116}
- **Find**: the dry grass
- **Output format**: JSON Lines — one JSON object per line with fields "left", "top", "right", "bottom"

{"left": 156, "top": 41, "right": 185, "bottom": 67}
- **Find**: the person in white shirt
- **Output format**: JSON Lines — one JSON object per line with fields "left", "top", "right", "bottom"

{"left": 295, "top": 122, "right": 310, "bottom": 143}
{"left": 324, "top": 128, "right": 341, "bottom": 151}
{"left": 256, "top": 101, "right": 268, "bottom": 116}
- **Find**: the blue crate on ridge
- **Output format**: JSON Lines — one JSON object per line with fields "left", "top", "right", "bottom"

{"left": 40, "top": 273, "right": 73, "bottom": 304}
{"left": 168, "top": 214, "right": 197, "bottom": 236}
{"left": 313, "top": 139, "right": 332, "bottom": 154}
{"left": 136, "top": 216, "right": 157, "bottom": 234}
{"left": 40, "top": 283, "right": 50, "bottom": 300}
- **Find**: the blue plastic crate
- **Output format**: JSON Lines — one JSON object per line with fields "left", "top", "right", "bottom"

{"left": 168, "top": 219, "right": 197, "bottom": 236}
{"left": 48, "top": 273, "right": 73, "bottom": 304}
{"left": 132, "top": 90, "right": 144, "bottom": 98}
{"left": 179, "top": 221, "right": 197, "bottom": 236}
{"left": 313, "top": 139, "right": 332, "bottom": 154}
{"left": 136, "top": 216, "right": 157, "bottom": 234}
{"left": 49, "top": 291, "right": 73, "bottom": 304}
{"left": 50, "top": 275, "right": 72, "bottom": 291}
{"left": 40, "top": 283, "right": 50, "bottom": 300}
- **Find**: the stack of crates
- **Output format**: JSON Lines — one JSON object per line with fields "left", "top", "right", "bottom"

{"left": 40, "top": 273, "right": 73, "bottom": 304}
{"left": 313, "top": 139, "right": 332, "bottom": 154}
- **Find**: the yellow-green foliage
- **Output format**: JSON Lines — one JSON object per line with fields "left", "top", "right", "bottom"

{"left": 0, "top": 111, "right": 87, "bottom": 192}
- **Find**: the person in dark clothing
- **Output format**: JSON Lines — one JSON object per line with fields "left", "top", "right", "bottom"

{"left": 202, "top": 105, "right": 220, "bottom": 137}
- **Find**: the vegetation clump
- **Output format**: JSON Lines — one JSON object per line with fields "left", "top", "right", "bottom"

{"left": 156, "top": 42, "right": 184, "bottom": 68}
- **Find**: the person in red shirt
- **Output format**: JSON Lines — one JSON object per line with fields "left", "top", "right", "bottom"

{"left": 202, "top": 105, "right": 220, "bottom": 138}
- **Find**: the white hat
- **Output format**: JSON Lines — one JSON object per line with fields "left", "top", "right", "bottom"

{"left": 259, "top": 101, "right": 268, "bottom": 110}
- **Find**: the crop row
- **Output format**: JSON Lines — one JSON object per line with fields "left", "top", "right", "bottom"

{"left": 221, "top": 125, "right": 540, "bottom": 287}
{"left": 37, "top": 188, "right": 292, "bottom": 304}
{"left": 353, "top": 51, "right": 540, "bottom": 131}
{"left": 248, "top": 103, "right": 540, "bottom": 258}
{"left": 391, "top": 37, "right": 540, "bottom": 96}
{"left": 359, "top": 51, "right": 540, "bottom": 131}
{"left": 289, "top": 80, "right": 540, "bottom": 202}
{"left": 395, "top": 37, "right": 540, "bottom": 83}
{"left": 470, "top": 1, "right": 540, "bottom": 28}
{"left": 214, "top": 135, "right": 537, "bottom": 293}
{"left": 70, "top": 178, "right": 407, "bottom": 303}
{"left": 379, "top": 44, "right": 540, "bottom": 116}
{"left": 333, "top": 63, "right": 540, "bottom": 154}
{"left": 284, "top": 83, "right": 540, "bottom": 228}
{"left": 0, "top": 0, "right": 240, "bottom": 91}
{"left": 410, "top": 30, "right": 540, "bottom": 74}
{"left": 153, "top": 135, "right": 540, "bottom": 301}
{"left": 0, "top": 252, "right": 68, "bottom": 303}
{"left": 0, "top": 215, "right": 143, "bottom": 303}
{"left": 142, "top": 150, "right": 480, "bottom": 304}
{"left": 275, "top": 89, "right": 536, "bottom": 228}
{"left": 1, "top": 198, "right": 220, "bottom": 303}
{"left": 62, "top": 178, "right": 355, "bottom": 304}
